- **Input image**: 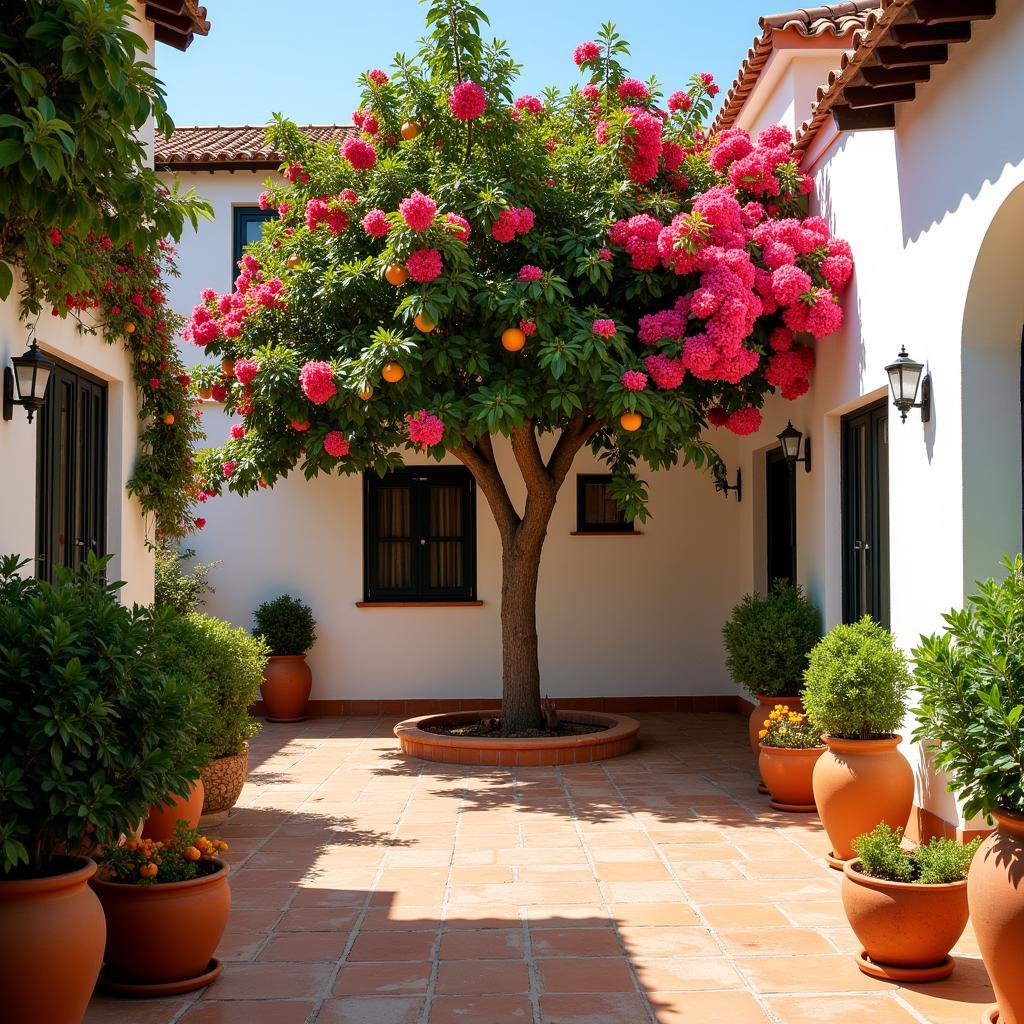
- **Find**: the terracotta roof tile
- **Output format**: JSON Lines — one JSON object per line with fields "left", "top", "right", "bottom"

{"left": 713, "top": 2, "right": 881, "bottom": 133}
{"left": 154, "top": 125, "right": 356, "bottom": 170}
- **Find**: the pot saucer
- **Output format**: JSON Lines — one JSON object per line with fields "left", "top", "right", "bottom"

{"left": 266, "top": 716, "right": 307, "bottom": 723}
{"left": 981, "top": 1006, "right": 999, "bottom": 1024}
{"left": 769, "top": 799, "right": 817, "bottom": 813}
{"left": 826, "top": 850, "right": 848, "bottom": 871}
{"left": 98, "top": 958, "right": 222, "bottom": 997}
{"left": 856, "top": 949, "right": 954, "bottom": 983}
{"left": 756, "top": 781, "right": 769, "bottom": 795}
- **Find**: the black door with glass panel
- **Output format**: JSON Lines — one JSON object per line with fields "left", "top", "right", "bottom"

{"left": 842, "top": 400, "right": 889, "bottom": 626}
{"left": 231, "top": 207, "right": 275, "bottom": 281}
{"left": 36, "top": 360, "right": 107, "bottom": 581}
{"left": 363, "top": 467, "right": 476, "bottom": 602}
{"left": 765, "top": 448, "right": 796, "bottom": 586}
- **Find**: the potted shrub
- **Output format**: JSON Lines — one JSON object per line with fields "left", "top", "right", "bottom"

{"left": 912, "top": 556, "right": 1024, "bottom": 1023}
{"left": 757, "top": 704, "right": 825, "bottom": 812}
{"left": 842, "top": 824, "right": 979, "bottom": 982}
{"left": 253, "top": 594, "right": 317, "bottom": 722}
{"left": 803, "top": 616, "right": 913, "bottom": 867}
{"left": 92, "top": 822, "right": 231, "bottom": 995}
{"left": 722, "top": 580, "right": 821, "bottom": 759}
{"left": 0, "top": 554, "right": 205, "bottom": 1023}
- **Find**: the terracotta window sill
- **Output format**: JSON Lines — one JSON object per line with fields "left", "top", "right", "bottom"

{"left": 569, "top": 531, "right": 641, "bottom": 537}
{"left": 355, "top": 600, "right": 485, "bottom": 608}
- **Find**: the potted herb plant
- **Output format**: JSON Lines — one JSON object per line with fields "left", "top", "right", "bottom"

{"left": 803, "top": 616, "right": 913, "bottom": 867}
{"left": 153, "top": 612, "right": 268, "bottom": 825}
{"left": 0, "top": 554, "right": 205, "bottom": 1023}
{"left": 913, "top": 556, "right": 1024, "bottom": 1023}
{"left": 722, "top": 579, "right": 821, "bottom": 759}
{"left": 757, "top": 704, "right": 825, "bottom": 812}
{"left": 92, "top": 822, "right": 231, "bottom": 995}
{"left": 253, "top": 594, "right": 317, "bottom": 722}
{"left": 842, "top": 824, "right": 979, "bottom": 982}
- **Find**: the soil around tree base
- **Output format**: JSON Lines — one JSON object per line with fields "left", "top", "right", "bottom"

{"left": 422, "top": 716, "right": 607, "bottom": 740}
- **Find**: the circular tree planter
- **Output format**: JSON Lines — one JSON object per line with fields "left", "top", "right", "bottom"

{"left": 395, "top": 710, "right": 639, "bottom": 766}
{"left": 199, "top": 744, "right": 249, "bottom": 827}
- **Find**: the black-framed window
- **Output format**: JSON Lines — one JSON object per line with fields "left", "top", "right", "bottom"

{"left": 575, "top": 474, "right": 634, "bottom": 533}
{"left": 363, "top": 467, "right": 476, "bottom": 602}
{"left": 231, "top": 207, "right": 275, "bottom": 282}
{"left": 765, "top": 448, "right": 796, "bottom": 587}
{"left": 36, "top": 359, "right": 107, "bottom": 582}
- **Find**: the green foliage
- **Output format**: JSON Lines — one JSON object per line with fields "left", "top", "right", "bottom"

{"left": 722, "top": 581, "right": 821, "bottom": 698}
{"left": 99, "top": 820, "right": 228, "bottom": 885}
{"left": 803, "top": 616, "right": 910, "bottom": 740}
{"left": 154, "top": 543, "right": 218, "bottom": 615}
{"left": 759, "top": 705, "right": 823, "bottom": 749}
{"left": 153, "top": 613, "right": 266, "bottom": 759}
{"left": 0, "top": 553, "right": 206, "bottom": 875}
{"left": 253, "top": 595, "right": 317, "bottom": 656}
{"left": 853, "top": 823, "right": 981, "bottom": 885}
{"left": 912, "top": 555, "right": 1024, "bottom": 819}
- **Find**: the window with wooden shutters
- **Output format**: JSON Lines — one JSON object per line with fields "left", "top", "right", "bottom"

{"left": 575, "top": 474, "right": 635, "bottom": 533}
{"left": 363, "top": 467, "right": 476, "bottom": 601}
{"left": 231, "top": 206, "right": 275, "bottom": 282}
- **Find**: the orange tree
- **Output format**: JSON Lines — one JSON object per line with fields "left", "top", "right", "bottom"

{"left": 186, "top": 0, "right": 852, "bottom": 730}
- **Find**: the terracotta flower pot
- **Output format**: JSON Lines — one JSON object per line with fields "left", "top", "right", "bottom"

{"left": 747, "top": 694, "right": 803, "bottom": 755}
{"left": 968, "top": 809, "right": 1024, "bottom": 1024}
{"left": 0, "top": 856, "right": 105, "bottom": 1023}
{"left": 142, "top": 778, "right": 205, "bottom": 842}
{"left": 842, "top": 858, "right": 968, "bottom": 982}
{"left": 759, "top": 744, "right": 824, "bottom": 812}
{"left": 92, "top": 859, "right": 230, "bottom": 995}
{"left": 200, "top": 744, "right": 249, "bottom": 823}
{"left": 812, "top": 735, "right": 914, "bottom": 868}
{"left": 261, "top": 653, "right": 312, "bottom": 722}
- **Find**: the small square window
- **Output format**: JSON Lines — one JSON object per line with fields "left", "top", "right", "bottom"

{"left": 231, "top": 207, "right": 275, "bottom": 283}
{"left": 575, "top": 474, "right": 635, "bottom": 533}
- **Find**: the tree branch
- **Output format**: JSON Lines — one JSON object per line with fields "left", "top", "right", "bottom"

{"left": 453, "top": 439, "right": 520, "bottom": 541}
{"left": 547, "top": 414, "right": 603, "bottom": 490}
{"left": 510, "top": 422, "right": 551, "bottom": 495}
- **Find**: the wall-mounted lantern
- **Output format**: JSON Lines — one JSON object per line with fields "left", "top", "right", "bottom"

{"left": 777, "top": 420, "right": 811, "bottom": 473}
{"left": 713, "top": 466, "right": 741, "bottom": 502}
{"left": 885, "top": 346, "right": 930, "bottom": 423}
{"left": 3, "top": 339, "right": 54, "bottom": 424}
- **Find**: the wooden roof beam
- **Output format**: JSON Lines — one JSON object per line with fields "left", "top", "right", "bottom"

{"left": 908, "top": 0, "right": 995, "bottom": 24}
{"left": 876, "top": 43, "right": 949, "bottom": 67}
{"left": 859, "top": 63, "right": 932, "bottom": 85}
{"left": 889, "top": 21, "right": 971, "bottom": 45}
{"left": 832, "top": 104, "right": 897, "bottom": 131}
{"left": 843, "top": 83, "right": 917, "bottom": 108}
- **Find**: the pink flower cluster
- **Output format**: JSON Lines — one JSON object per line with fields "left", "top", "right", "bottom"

{"left": 707, "top": 124, "right": 806, "bottom": 197}
{"left": 341, "top": 137, "right": 377, "bottom": 170}
{"left": 644, "top": 354, "right": 685, "bottom": 390}
{"left": 407, "top": 410, "right": 445, "bottom": 450}
{"left": 305, "top": 196, "right": 349, "bottom": 235}
{"left": 618, "top": 78, "right": 650, "bottom": 102}
{"left": 608, "top": 213, "right": 663, "bottom": 271}
{"left": 399, "top": 191, "right": 437, "bottom": 232}
{"left": 513, "top": 94, "right": 543, "bottom": 114}
{"left": 592, "top": 319, "right": 616, "bottom": 337}
{"left": 324, "top": 431, "right": 350, "bottom": 457}
{"left": 667, "top": 90, "right": 692, "bottom": 113}
{"left": 283, "top": 162, "right": 309, "bottom": 184}
{"left": 362, "top": 208, "right": 390, "bottom": 237}
{"left": 230, "top": 423, "right": 245, "bottom": 440}
{"left": 445, "top": 213, "right": 471, "bottom": 241}
{"left": 622, "top": 107, "right": 663, "bottom": 184}
{"left": 766, "top": 343, "right": 816, "bottom": 400}
{"left": 519, "top": 265, "right": 543, "bottom": 282}
{"left": 621, "top": 370, "right": 648, "bottom": 391}
{"left": 367, "top": 68, "right": 389, "bottom": 87}
{"left": 407, "top": 247, "right": 443, "bottom": 283}
{"left": 449, "top": 81, "right": 487, "bottom": 120}
{"left": 183, "top": 255, "right": 284, "bottom": 346}
{"left": 234, "top": 357, "right": 260, "bottom": 386}
{"left": 573, "top": 41, "right": 600, "bottom": 65}
{"left": 300, "top": 360, "right": 337, "bottom": 405}
{"left": 491, "top": 206, "right": 535, "bottom": 243}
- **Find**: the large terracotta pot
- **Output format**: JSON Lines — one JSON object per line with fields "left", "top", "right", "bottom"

{"left": 261, "top": 654, "right": 312, "bottom": 722}
{"left": 92, "top": 859, "right": 230, "bottom": 994}
{"left": 747, "top": 695, "right": 803, "bottom": 755}
{"left": 759, "top": 744, "right": 824, "bottom": 812}
{"left": 142, "top": 778, "right": 205, "bottom": 842}
{"left": 812, "top": 735, "right": 914, "bottom": 867}
{"left": 842, "top": 858, "right": 968, "bottom": 982}
{"left": 968, "top": 810, "right": 1024, "bottom": 1024}
{"left": 200, "top": 744, "right": 249, "bottom": 822}
{"left": 0, "top": 856, "right": 105, "bottom": 1023}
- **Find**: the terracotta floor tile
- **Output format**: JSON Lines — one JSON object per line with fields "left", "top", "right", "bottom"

{"left": 618, "top": 926, "right": 721, "bottom": 958}
{"left": 539, "top": 993, "right": 651, "bottom": 1023}
{"left": 276, "top": 907, "right": 361, "bottom": 932}
{"left": 536, "top": 957, "right": 637, "bottom": 993}
{"left": 84, "top": 998, "right": 188, "bottom": 1024}
{"left": 697, "top": 903, "right": 791, "bottom": 928}
{"left": 435, "top": 960, "right": 531, "bottom": 994}
{"left": 530, "top": 928, "right": 622, "bottom": 957}
{"left": 428, "top": 995, "right": 533, "bottom": 1023}
{"left": 633, "top": 956, "right": 745, "bottom": 992}
{"left": 648, "top": 990, "right": 771, "bottom": 1023}
{"left": 439, "top": 929, "right": 525, "bottom": 959}
{"left": 717, "top": 926, "right": 835, "bottom": 957}
{"left": 316, "top": 996, "right": 426, "bottom": 1024}
{"left": 203, "top": 962, "right": 333, "bottom": 999}
{"left": 361, "top": 907, "right": 443, "bottom": 930}
{"left": 525, "top": 904, "right": 613, "bottom": 927}
{"left": 594, "top": 861, "right": 673, "bottom": 881}
{"left": 736, "top": 954, "right": 871, "bottom": 994}
{"left": 768, "top": 994, "right": 923, "bottom": 1023}
{"left": 610, "top": 903, "right": 701, "bottom": 928}
{"left": 332, "top": 962, "right": 432, "bottom": 996}
{"left": 347, "top": 930, "right": 437, "bottom": 962}
{"left": 181, "top": 1001, "right": 316, "bottom": 1024}
{"left": 216, "top": 931, "right": 265, "bottom": 961}
{"left": 258, "top": 930, "right": 350, "bottom": 962}
{"left": 778, "top": 900, "right": 847, "bottom": 927}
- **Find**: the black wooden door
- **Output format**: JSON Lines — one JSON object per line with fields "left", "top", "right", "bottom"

{"left": 842, "top": 400, "right": 889, "bottom": 626}
{"left": 765, "top": 448, "right": 796, "bottom": 587}
{"left": 36, "top": 360, "right": 107, "bottom": 581}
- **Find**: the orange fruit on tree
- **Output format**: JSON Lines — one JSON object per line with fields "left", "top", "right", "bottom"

{"left": 385, "top": 264, "right": 409, "bottom": 286}
{"left": 221, "top": 357, "right": 235, "bottom": 376}
{"left": 414, "top": 312, "right": 436, "bottom": 333}
{"left": 286, "top": 254, "right": 301, "bottom": 269}
{"left": 620, "top": 411, "right": 643, "bottom": 432}
{"left": 139, "top": 863, "right": 158, "bottom": 878}
{"left": 358, "top": 387, "right": 373, "bottom": 400}
{"left": 501, "top": 327, "right": 526, "bottom": 352}
{"left": 382, "top": 362, "right": 405, "bottom": 383}
{"left": 124, "top": 322, "right": 136, "bottom": 334}
{"left": 162, "top": 413, "right": 175, "bottom": 425}
{"left": 401, "top": 120, "right": 421, "bottom": 140}
{"left": 198, "top": 385, "right": 213, "bottom": 400}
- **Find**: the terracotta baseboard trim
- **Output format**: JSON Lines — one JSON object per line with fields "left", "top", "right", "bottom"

{"left": 906, "top": 804, "right": 993, "bottom": 845}
{"left": 736, "top": 695, "right": 756, "bottom": 718}
{"left": 251, "top": 694, "right": 743, "bottom": 718}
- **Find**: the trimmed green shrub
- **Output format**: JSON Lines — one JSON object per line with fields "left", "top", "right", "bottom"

{"left": 154, "top": 542, "right": 218, "bottom": 614}
{"left": 853, "top": 823, "right": 981, "bottom": 884}
{"left": 155, "top": 613, "right": 267, "bottom": 760}
{"left": 253, "top": 595, "right": 316, "bottom": 656}
{"left": 912, "top": 555, "right": 1024, "bottom": 819}
{"left": 722, "top": 580, "right": 821, "bottom": 698}
{"left": 0, "top": 554, "right": 205, "bottom": 875}
{"left": 803, "top": 616, "right": 910, "bottom": 739}
{"left": 853, "top": 824, "right": 913, "bottom": 882}
{"left": 914, "top": 836, "right": 982, "bottom": 884}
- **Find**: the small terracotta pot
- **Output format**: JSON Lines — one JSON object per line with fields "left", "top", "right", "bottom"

{"left": 842, "top": 858, "right": 968, "bottom": 981}
{"left": 0, "top": 856, "right": 105, "bottom": 1023}
{"left": 747, "top": 695, "right": 803, "bottom": 755}
{"left": 200, "top": 745, "right": 249, "bottom": 818}
{"left": 968, "top": 810, "right": 1024, "bottom": 1024}
{"left": 92, "top": 859, "right": 230, "bottom": 992}
{"left": 759, "top": 744, "right": 824, "bottom": 811}
{"left": 812, "top": 735, "right": 914, "bottom": 867}
{"left": 142, "top": 778, "right": 205, "bottom": 842}
{"left": 261, "top": 654, "right": 312, "bottom": 722}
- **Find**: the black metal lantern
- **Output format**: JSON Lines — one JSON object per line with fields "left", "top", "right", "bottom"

{"left": 3, "top": 339, "right": 54, "bottom": 424}
{"left": 777, "top": 420, "right": 811, "bottom": 472}
{"left": 885, "top": 346, "right": 930, "bottom": 423}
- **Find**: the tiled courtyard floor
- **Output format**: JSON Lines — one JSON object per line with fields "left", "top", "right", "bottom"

{"left": 85, "top": 712, "right": 994, "bottom": 1024}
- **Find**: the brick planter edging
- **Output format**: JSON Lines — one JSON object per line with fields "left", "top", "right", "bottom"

{"left": 394, "top": 710, "right": 640, "bottom": 766}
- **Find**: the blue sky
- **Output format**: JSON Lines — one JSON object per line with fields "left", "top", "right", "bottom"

{"left": 158, "top": 0, "right": 772, "bottom": 127}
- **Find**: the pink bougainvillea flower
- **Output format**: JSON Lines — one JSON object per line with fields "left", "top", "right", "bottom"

{"left": 573, "top": 40, "right": 600, "bottom": 65}
{"left": 407, "top": 410, "right": 445, "bottom": 450}
{"left": 282, "top": 162, "right": 309, "bottom": 184}
{"left": 707, "top": 407, "right": 730, "bottom": 427}
{"left": 324, "top": 431, "right": 350, "bottom": 457}
{"left": 667, "top": 90, "right": 692, "bottom": 113}
{"left": 367, "top": 68, "right": 389, "bottom": 87}
{"left": 519, "top": 319, "right": 537, "bottom": 336}
{"left": 621, "top": 370, "right": 648, "bottom": 391}
{"left": 592, "top": 319, "right": 616, "bottom": 337}
{"left": 362, "top": 208, "right": 390, "bottom": 237}
{"left": 581, "top": 83, "right": 600, "bottom": 102}
{"left": 194, "top": 517, "right": 206, "bottom": 529}
{"left": 48, "top": 228, "right": 62, "bottom": 246}
{"left": 598, "top": 247, "right": 612, "bottom": 261}
{"left": 341, "top": 137, "right": 377, "bottom": 170}
{"left": 805, "top": 289, "right": 845, "bottom": 339}
{"left": 290, "top": 418, "right": 309, "bottom": 431}
{"left": 513, "top": 94, "right": 543, "bottom": 114}
{"left": 726, "top": 407, "right": 762, "bottom": 435}
{"left": 644, "top": 354, "right": 685, "bottom": 390}
{"left": 518, "top": 265, "right": 543, "bottom": 282}
{"left": 230, "top": 423, "right": 245, "bottom": 440}
{"left": 299, "top": 360, "right": 337, "bottom": 405}
{"left": 406, "top": 247, "right": 443, "bottom": 282}
{"left": 399, "top": 191, "right": 437, "bottom": 232}
{"left": 233, "top": 357, "right": 260, "bottom": 386}
{"left": 449, "top": 80, "right": 487, "bottom": 120}
{"left": 617, "top": 77, "right": 650, "bottom": 102}
{"left": 445, "top": 213, "right": 471, "bottom": 241}
{"left": 222, "top": 460, "right": 237, "bottom": 478}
